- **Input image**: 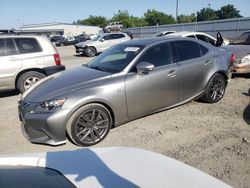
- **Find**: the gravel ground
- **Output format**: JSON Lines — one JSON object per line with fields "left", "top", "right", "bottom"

{"left": 0, "top": 46, "right": 249, "bottom": 187}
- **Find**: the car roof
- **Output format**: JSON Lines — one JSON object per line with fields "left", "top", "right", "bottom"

{"left": 121, "top": 36, "right": 198, "bottom": 47}
{"left": 0, "top": 34, "right": 46, "bottom": 38}
{"left": 168, "top": 31, "right": 212, "bottom": 37}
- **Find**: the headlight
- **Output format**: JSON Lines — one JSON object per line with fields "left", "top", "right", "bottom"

{"left": 30, "top": 98, "right": 67, "bottom": 114}
{"left": 40, "top": 98, "right": 67, "bottom": 110}
{"left": 241, "top": 54, "right": 250, "bottom": 64}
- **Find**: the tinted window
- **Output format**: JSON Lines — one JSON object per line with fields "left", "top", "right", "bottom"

{"left": 0, "top": 39, "right": 5, "bottom": 56}
{"left": 200, "top": 44, "right": 209, "bottom": 55}
{"left": 115, "top": 34, "right": 125, "bottom": 39}
{"left": 196, "top": 35, "right": 215, "bottom": 46}
{"left": 138, "top": 43, "right": 172, "bottom": 67}
{"left": 103, "top": 34, "right": 113, "bottom": 40}
{"left": 174, "top": 41, "right": 201, "bottom": 61}
{"left": 6, "top": 38, "right": 18, "bottom": 55}
{"left": 0, "top": 166, "right": 76, "bottom": 188}
{"left": 15, "top": 38, "right": 42, "bottom": 54}
{"left": 187, "top": 35, "right": 196, "bottom": 39}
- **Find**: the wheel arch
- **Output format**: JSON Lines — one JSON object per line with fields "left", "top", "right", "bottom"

{"left": 213, "top": 70, "right": 229, "bottom": 86}
{"left": 65, "top": 100, "right": 116, "bottom": 130}
{"left": 15, "top": 68, "right": 47, "bottom": 89}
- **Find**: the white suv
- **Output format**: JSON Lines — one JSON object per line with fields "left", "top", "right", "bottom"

{"left": 0, "top": 35, "right": 65, "bottom": 93}
{"left": 75, "top": 33, "right": 131, "bottom": 57}
{"left": 104, "top": 22, "right": 123, "bottom": 33}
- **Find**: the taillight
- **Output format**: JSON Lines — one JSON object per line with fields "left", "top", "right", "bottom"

{"left": 53, "top": 54, "right": 61, "bottom": 66}
{"left": 230, "top": 54, "right": 236, "bottom": 65}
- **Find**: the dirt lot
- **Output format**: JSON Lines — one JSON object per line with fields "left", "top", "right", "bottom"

{"left": 0, "top": 46, "right": 249, "bottom": 187}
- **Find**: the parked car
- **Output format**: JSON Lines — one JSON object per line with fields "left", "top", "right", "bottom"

{"left": 19, "top": 37, "right": 233, "bottom": 146}
{"left": 50, "top": 35, "right": 64, "bottom": 43}
{"left": 55, "top": 35, "right": 89, "bottom": 46}
{"left": 0, "top": 35, "right": 65, "bottom": 93}
{"left": 0, "top": 147, "right": 232, "bottom": 188}
{"left": 222, "top": 31, "right": 250, "bottom": 74}
{"left": 104, "top": 22, "right": 123, "bottom": 33}
{"left": 167, "top": 31, "right": 228, "bottom": 46}
{"left": 74, "top": 33, "right": 131, "bottom": 57}
{"left": 153, "top": 30, "right": 176, "bottom": 37}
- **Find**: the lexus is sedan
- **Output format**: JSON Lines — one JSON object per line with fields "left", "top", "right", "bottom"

{"left": 18, "top": 37, "right": 233, "bottom": 147}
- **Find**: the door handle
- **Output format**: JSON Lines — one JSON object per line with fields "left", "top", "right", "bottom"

{"left": 204, "top": 60, "right": 211, "bottom": 66}
{"left": 167, "top": 70, "right": 177, "bottom": 78}
{"left": 9, "top": 57, "right": 19, "bottom": 61}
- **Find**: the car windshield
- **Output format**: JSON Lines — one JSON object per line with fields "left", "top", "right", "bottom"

{"left": 86, "top": 44, "right": 143, "bottom": 73}
{"left": 230, "top": 32, "right": 250, "bottom": 45}
{"left": 92, "top": 34, "right": 103, "bottom": 41}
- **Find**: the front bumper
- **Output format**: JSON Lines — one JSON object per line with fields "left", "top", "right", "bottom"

{"left": 18, "top": 100, "right": 69, "bottom": 146}
{"left": 75, "top": 46, "right": 85, "bottom": 53}
{"left": 43, "top": 65, "right": 65, "bottom": 76}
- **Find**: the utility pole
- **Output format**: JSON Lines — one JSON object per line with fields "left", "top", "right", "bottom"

{"left": 208, "top": 4, "right": 211, "bottom": 20}
{"left": 176, "top": 0, "right": 179, "bottom": 23}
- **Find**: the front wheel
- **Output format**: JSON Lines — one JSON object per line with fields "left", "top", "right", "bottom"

{"left": 17, "top": 71, "right": 45, "bottom": 93}
{"left": 85, "top": 47, "right": 97, "bottom": 57}
{"left": 66, "top": 104, "right": 112, "bottom": 146}
{"left": 201, "top": 74, "right": 226, "bottom": 103}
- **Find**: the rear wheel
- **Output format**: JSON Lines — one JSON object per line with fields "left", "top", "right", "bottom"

{"left": 66, "top": 104, "right": 112, "bottom": 146}
{"left": 17, "top": 71, "right": 45, "bottom": 93}
{"left": 201, "top": 74, "right": 226, "bottom": 103}
{"left": 85, "top": 47, "right": 97, "bottom": 57}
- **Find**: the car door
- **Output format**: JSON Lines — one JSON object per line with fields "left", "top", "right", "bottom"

{"left": 0, "top": 38, "right": 22, "bottom": 90}
{"left": 125, "top": 42, "right": 179, "bottom": 119}
{"left": 172, "top": 40, "right": 213, "bottom": 101}
{"left": 97, "top": 34, "right": 114, "bottom": 52}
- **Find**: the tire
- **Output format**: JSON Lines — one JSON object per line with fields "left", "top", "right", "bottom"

{"left": 17, "top": 71, "right": 45, "bottom": 93}
{"left": 66, "top": 103, "right": 112, "bottom": 146}
{"left": 201, "top": 74, "right": 226, "bottom": 103}
{"left": 85, "top": 46, "right": 97, "bottom": 57}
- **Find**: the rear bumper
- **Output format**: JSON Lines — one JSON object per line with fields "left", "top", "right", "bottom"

{"left": 43, "top": 65, "right": 65, "bottom": 76}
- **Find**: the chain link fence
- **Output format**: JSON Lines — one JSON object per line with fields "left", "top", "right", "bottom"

{"left": 125, "top": 17, "right": 250, "bottom": 40}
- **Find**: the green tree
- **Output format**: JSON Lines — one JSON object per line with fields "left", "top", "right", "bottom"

{"left": 197, "top": 8, "right": 218, "bottom": 21}
{"left": 76, "top": 15, "right": 107, "bottom": 28}
{"left": 177, "top": 13, "right": 196, "bottom": 23}
{"left": 144, "top": 9, "right": 175, "bottom": 26}
{"left": 216, "top": 4, "right": 242, "bottom": 19}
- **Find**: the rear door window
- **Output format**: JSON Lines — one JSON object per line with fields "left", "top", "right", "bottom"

{"left": 6, "top": 38, "right": 18, "bottom": 56}
{"left": 173, "top": 40, "right": 201, "bottom": 62}
{"left": 14, "top": 38, "right": 42, "bottom": 54}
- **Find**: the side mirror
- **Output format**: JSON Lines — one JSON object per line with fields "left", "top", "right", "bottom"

{"left": 216, "top": 32, "right": 224, "bottom": 47}
{"left": 100, "top": 38, "right": 105, "bottom": 42}
{"left": 136, "top": 62, "right": 154, "bottom": 75}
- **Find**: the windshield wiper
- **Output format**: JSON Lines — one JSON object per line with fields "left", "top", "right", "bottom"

{"left": 89, "top": 65, "right": 105, "bottom": 72}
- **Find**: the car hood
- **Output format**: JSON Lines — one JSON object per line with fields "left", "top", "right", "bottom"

{"left": 222, "top": 45, "right": 250, "bottom": 57}
{"left": 76, "top": 40, "right": 98, "bottom": 47}
{"left": 23, "top": 66, "right": 112, "bottom": 102}
{"left": 0, "top": 147, "right": 232, "bottom": 188}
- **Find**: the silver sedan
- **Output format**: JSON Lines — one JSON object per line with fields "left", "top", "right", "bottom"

{"left": 18, "top": 37, "right": 233, "bottom": 146}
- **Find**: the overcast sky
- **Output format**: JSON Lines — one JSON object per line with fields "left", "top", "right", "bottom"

{"left": 1, "top": 0, "right": 249, "bottom": 29}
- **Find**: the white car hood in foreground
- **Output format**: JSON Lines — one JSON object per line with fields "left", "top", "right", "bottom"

{"left": 0, "top": 147, "right": 231, "bottom": 188}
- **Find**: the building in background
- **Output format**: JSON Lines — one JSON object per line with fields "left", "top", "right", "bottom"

{"left": 19, "top": 22, "right": 102, "bottom": 37}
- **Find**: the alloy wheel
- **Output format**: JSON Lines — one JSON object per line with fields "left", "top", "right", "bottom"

{"left": 74, "top": 108, "right": 110, "bottom": 145}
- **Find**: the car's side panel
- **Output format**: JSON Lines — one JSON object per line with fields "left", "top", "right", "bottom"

{"left": 177, "top": 55, "right": 214, "bottom": 101}
{"left": 62, "top": 74, "right": 128, "bottom": 127}
{"left": 125, "top": 64, "right": 179, "bottom": 119}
